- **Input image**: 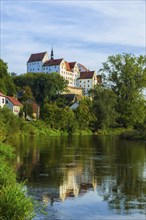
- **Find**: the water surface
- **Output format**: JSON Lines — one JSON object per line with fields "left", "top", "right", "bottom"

{"left": 15, "top": 135, "right": 146, "bottom": 220}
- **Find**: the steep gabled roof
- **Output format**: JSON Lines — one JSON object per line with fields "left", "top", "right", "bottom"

{"left": 43, "top": 58, "right": 63, "bottom": 66}
{"left": 69, "top": 62, "right": 76, "bottom": 69}
{"left": 78, "top": 71, "right": 95, "bottom": 80}
{"left": 27, "top": 52, "right": 47, "bottom": 63}
{"left": 24, "top": 100, "right": 40, "bottom": 113}
{"left": 6, "top": 96, "right": 22, "bottom": 106}
{"left": 65, "top": 61, "right": 71, "bottom": 71}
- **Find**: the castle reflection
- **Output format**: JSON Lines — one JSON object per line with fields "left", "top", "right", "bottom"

{"left": 15, "top": 136, "right": 146, "bottom": 214}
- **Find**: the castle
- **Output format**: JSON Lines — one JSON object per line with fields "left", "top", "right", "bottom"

{"left": 27, "top": 49, "right": 101, "bottom": 96}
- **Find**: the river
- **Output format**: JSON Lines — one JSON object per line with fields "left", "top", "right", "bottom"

{"left": 14, "top": 135, "right": 146, "bottom": 220}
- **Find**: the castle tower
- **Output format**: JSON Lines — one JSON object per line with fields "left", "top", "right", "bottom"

{"left": 51, "top": 46, "right": 54, "bottom": 60}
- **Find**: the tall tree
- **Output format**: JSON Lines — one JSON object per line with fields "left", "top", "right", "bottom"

{"left": 101, "top": 54, "right": 146, "bottom": 127}
{"left": 74, "top": 98, "right": 95, "bottom": 131}
{"left": 90, "top": 86, "right": 117, "bottom": 130}
{"left": 0, "top": 59, "right": 16, "bottom": 95}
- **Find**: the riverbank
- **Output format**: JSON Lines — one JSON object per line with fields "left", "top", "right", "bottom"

{"left": 0, "top": 143, "right": 34, "bottom": 219}
{"left": 120, "top": 129, "right": 146, "bottom": 141}
{"left": 1, "top": 107, "right": 145, "bottom": 143}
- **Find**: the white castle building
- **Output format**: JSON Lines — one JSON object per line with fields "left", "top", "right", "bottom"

{"left": 27, "top": 50, "right": 101, "bottom": 96}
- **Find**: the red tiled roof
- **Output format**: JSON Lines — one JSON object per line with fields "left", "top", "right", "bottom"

{"left": 27, "top": 52, "right": 47, "bottom": 63}
{"left": 0, "top": 92, "right": 5, "bottom": 97}
{"left": 31, "top": 103, "right": 40, "bottom": 113}
{"left": 69, "top": 62, "right": 76, "bottom": 69}
{"left": 43, "top": 58, "right": 63, "bottom": 66}
{"left": 25, "top": 100, "right": 40, "bottom": 113}
{"left": 65, "top": 61, "right": 71, "bottom": 71}
{"left": 78, "top": 71, "right": 95, "bottom": 79}
{"left": 6, "top": 96, "right": 22, "bottom": 106}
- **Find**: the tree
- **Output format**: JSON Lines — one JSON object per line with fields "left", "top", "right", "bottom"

{"left": 74, "top": 98, "right": 95, "bottom": 131}
{"left": 91, "top": 86, "right": 117, "bottom": 130}
{"left": 22, "top": 86, "right": 35, "bottom": 102}
{"left": 41, "top": 103, "right": 76, "bottom": 132}
{"left": 0, "top": 59, "right": 16, "bottom": 95}
{"left": 13, "top": 72, "right": 68, "bottom": 105}
{"left": 101, "top": 54, "right": 146, "bottom": 127}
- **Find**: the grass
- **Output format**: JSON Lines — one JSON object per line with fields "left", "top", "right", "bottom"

{"left": 0, "top": 144, "right": 34, "bottom": 220}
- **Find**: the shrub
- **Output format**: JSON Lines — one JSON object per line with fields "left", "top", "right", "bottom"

{"left": 0, "top": 144, "right": 34, "bottom": 219}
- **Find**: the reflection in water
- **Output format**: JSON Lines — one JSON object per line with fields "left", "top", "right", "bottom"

{"left": 15, "top": 136, "right": 146, "bottom": 219}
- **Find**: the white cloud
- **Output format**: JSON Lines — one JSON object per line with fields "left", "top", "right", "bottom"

{"left": 1, "top": 0, "right": 145, "bottom": 74}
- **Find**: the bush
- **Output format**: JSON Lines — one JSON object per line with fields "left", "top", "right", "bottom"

{"left": 0, "top": 144, "right": 34, "bottom": 219}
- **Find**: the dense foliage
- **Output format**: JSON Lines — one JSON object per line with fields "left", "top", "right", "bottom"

{"left": 0, "top": 144, "right": 34, "bottom": 219}
{"left": 90, "top": 86, "right": 117, "bottom": 130}
{"left": 101, "top": 53, "right": 146, "bottom": 127}
{"left": 13, "top": 72, "right": 68, "bottom": 105}
{"left": 0, "top": 59, "right": 16, "bottom": 95}
{"left": 0, "top": 54, "right": 146, "bottom": 136}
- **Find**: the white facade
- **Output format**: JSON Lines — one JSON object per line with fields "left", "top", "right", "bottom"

{"left": 27, "top": 52, "right": 49, "bottom": 73}
{"left": 77, "top": 72, "right": 97, "bottom": 96}
{"left": 70, "top": 63, "right": 80, "bottom": 87}
{"left": 0, "top": 94, "right": 6, "bottom": 108}
{"left": 27, "top": 61, "right": 43, "bottom": 73}
{"left": 43, "top": 64, "right": 60, "bottom": 74}
{"left": 5, "top": 98, "right": 21, "bottom": 116}
{"left": 27, "top": 52, "right": 99, "bottom": 95}
{"left": 42, "top": 59, "right": 80, "bottom": 87}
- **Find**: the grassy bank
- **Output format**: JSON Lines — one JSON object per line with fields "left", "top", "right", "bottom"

{"left": 0, "top": 143, "right": 34, "bottom": 220}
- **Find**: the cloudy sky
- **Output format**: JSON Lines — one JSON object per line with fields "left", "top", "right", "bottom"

{"left": 1, "top": 0, "right": 145, "bottom": 74}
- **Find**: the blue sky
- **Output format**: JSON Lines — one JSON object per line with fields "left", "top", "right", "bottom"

{"left": 1, "top": 0, "right": 145, "bottom": 74}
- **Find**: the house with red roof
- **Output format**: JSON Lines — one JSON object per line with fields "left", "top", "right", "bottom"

{"left": 5, "top": 96, "right": 22, "bottom": 116}
{"left": 77, "top": 71, "right": 100, "bottom": 96}
{"left": 27, "top": 51, "right": 49, "bottom": 73}
{"left": 24, "top": 99, "right": 40, "bottom": 120}
{"left": 0, "top": 92, "right": 22, "bottom": 116}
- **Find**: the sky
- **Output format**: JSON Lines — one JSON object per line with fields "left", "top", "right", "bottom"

{"left": 0, "top": 0, "right": 145, "bottom": 74}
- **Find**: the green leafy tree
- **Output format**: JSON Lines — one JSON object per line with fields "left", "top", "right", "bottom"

{"left": 101, "top": 54, "right": 146, "bottom": 127}
{"left": 90, "top": 86, "right": 117, "bottom": 130}
{"left": 13, "top": 72, "right": 67, "bottom": 105}
{"left": 41, "top": 103, "right": 76, "bottom": 132}
{"left": 74, "top": 98, "right": 95, "bottom": 130}
{"left": 20, "top": 86, "right": 35, "bottom": 102}
{"left": 0, "top": 59, "right": 16, "bottom": 95}
{"left": 23, "top": 103, "right": 33, "bottom": 119}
